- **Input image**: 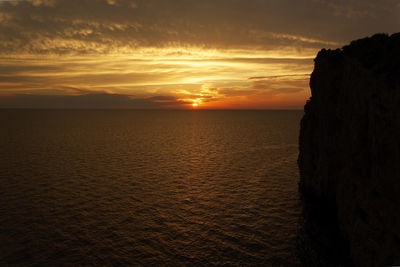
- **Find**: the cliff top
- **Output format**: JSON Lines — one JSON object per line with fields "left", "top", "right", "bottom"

{"left": 317, "top": 33, "right": 400, "bottom": 69}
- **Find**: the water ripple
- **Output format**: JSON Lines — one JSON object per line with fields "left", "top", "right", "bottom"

{"left": 0, "top": 110, "right": 303, "bottom": 266}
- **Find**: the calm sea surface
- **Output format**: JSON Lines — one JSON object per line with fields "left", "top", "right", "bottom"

{"left": 0, "top": 110, "right": 303, "bottom": 266}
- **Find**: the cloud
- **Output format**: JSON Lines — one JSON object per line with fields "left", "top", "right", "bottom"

{"left": 106, "top": 0, "right": 116, "bottom": 5}
{"left": 0, "top": 53, "right": 313, "bottom": 94}
{"left": 0, "top": 0, "right": 398, "bottom": 55}
{"left": 0, "top": 93, "right": 190, "bottom": 108}
{"left": 31, "top": 0, "right": 55, "bottom": 7}
{"left": 248, "top": 74, "right": 309, "bottom": 80}
{"left": 216, "top": 75, "right": 309, "bottom": 98}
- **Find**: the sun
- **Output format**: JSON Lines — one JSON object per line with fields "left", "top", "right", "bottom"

{"left": 191, "top": 98, "right": 201, "bottom": 108}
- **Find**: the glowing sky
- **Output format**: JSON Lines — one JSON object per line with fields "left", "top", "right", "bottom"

{"left": 0, "top": 0, "right": 399, "bottom": 109}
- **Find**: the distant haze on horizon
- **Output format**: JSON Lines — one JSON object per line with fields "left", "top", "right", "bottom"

{"left": 0, "top": 0, "right": 399, "bottom": 109}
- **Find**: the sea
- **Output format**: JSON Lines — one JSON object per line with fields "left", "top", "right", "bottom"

{"left": 0, "top": 110, "right": 303, "bottom": 266}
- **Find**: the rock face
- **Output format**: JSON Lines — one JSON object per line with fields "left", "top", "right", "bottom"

{"left": 298, "top": 33, "right": 400, "bottom": 266}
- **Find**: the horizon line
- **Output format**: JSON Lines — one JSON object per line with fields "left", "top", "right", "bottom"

{"left": 0, "top": 107, "right": 304, "bottom": 111}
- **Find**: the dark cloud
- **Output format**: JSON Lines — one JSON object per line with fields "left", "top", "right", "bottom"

{"left": 0, "top": 71, "right": 180, "bottom": 86}
{"left": 0, "top": 93, "right": 190, "bottom": 108}
{"left": 0, "top": 0, "right": 398, "bottom": 54}
{"left": 248, "top": 74, "right": 309, "bottom": 80}
{"left": 218, "top": 76, "right": 309, "bottom": 97}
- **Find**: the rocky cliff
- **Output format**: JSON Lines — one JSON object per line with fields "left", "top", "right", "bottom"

{"left": 298, "top": 33, "right": 400, "bottom": 266}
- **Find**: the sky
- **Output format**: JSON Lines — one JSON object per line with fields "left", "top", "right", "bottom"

{"left": 0, "top": 0, "right": 399, "bottom": 109}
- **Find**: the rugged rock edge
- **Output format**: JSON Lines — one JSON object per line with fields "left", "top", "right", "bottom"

{"left": 298, "top": 33, "right": 400, "bottom": 266}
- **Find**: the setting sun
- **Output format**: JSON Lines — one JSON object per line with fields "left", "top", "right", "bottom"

{"left": 192, "top": 103, "right": 199, "bottom": 107}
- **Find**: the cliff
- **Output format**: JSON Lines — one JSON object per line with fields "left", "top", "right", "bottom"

{"left": 298, "top": 33, "right": 400, "bottom": 266}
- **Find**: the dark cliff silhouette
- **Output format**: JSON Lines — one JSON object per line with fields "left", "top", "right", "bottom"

{"left": 298, "top": 33, "right": 400, "bottom": 266}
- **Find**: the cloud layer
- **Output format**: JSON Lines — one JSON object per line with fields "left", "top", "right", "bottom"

{"left": 1, "top": 0, "right": 399, "bottom": 54}
{"left": 0, "top": 93, "right": 189, "bottom": 108}
{"left": 0, "top": 0, "right": 399, "bottom": 108}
